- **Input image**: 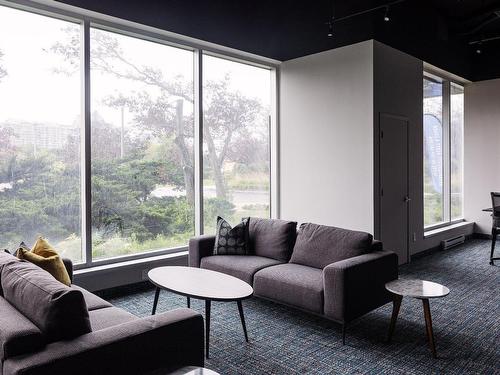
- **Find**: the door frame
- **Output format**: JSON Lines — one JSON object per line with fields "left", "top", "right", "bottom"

{"left": 374, "top": 112, "right": 410, "bottom": 264}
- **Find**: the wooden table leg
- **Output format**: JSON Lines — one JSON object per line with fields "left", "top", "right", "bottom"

{"left": 387, "top": 295, "right": 402, "bottom": 343}
{"left": 205, "top": 300, "right": 211, "bottom": 358}
{"left": 422, "top": 298, "right": 437, "bottom": 358}
{"left": 151, "top": 287, "right": 160, "bottom": 315}
{"left": 237, "top": 300, "right": 249, "bottom": 342}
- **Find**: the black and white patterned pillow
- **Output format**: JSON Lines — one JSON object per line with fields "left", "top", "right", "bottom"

{"left": 214, "top": 216, "right": 249, "bottom": 255}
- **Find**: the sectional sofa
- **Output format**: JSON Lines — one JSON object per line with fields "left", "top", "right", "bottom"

{"left": 0, "top": 251, "right": 204, "bottom": 375}
{"left": 189, "top": 218, "right": 398, "bottom": 343}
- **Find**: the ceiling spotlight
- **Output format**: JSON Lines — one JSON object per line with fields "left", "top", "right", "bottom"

{"left": 384, "top": 6, "right": 390, "bottom": 22}
{"left": 476, "top": 41, "right": 482, "bottom": 54}
{"left": 326, "top": 19, "right": 334, "bottom": 37}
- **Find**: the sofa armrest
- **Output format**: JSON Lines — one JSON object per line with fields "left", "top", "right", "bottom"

{"left": 371, "top": 240, "right": 383, "bottom": 252}
{"left": 62, "top": 258, "right": 73, "bottom": 284}
{"left": 188, "top": 235, "right": 215, "bottom": 268}
{"left": 323, "top": 250, "right": 398, "bottom": 323}
{"left": 3, "top": 308, "right": 204, "bottom": 375}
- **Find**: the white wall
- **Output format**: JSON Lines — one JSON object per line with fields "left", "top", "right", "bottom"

{"left": 279, "top": 41, "right": 374, "bottom": 233}
{"left": 464, "top": 78, "right": 500, "bottom": 234}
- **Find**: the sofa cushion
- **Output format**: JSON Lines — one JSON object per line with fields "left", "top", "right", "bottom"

{"left": 248, "top": 218, "right": 297, "bottom": 262}
{"left": 200, "top": 255, "right": 283, "bottom": 285}
{"left": 89, "top": 307, "right": 138, "bottom": 331}
{"left": 0, "top": 251, "right": 19, "bottom": 296}
{"left": 0, "top": 297, "right": 45, "bottom": 360}
{"left": 1, "top": 260, "right": 91, "bottom": 342}
{"left": 254, "top": 263, "right": 324, "bottom": 314}
{"left": 71, "top": 285, "right": 113, "bottom": 311}
{"left": 290, "top": 223, "right": 373, "bottom": 269}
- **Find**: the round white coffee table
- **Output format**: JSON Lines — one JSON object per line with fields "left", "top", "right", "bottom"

{"left": 148, "top": 266, "right": 253, "bottom": 358}
{"left": 385, "top": 279, "right": 450, "bottom": 358}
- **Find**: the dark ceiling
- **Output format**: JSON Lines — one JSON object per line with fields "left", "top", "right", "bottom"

{"left": 56, "top": 0, "right": 500, "bottom": 81}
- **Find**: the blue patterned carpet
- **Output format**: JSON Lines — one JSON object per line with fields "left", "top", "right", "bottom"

{"left": 104, "top": 240, "right": 500, "bottom": 374}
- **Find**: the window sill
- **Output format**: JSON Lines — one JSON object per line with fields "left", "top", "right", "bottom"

{"left": 73, "top": 250, "right": 188, "bottom": 291}
{"left": 424, "top": 221, "right": 473, "bottom": 238}
{"left": 74, "top": 250, "right": 188, "bottom": 275}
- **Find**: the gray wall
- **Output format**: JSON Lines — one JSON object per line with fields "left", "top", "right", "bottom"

{"left": 372, "top": 41, "right": 424, "bottom": 255}
{"left": 464, "top": 78, "right": 500, "bottom": 234}
{"left": 280, "top": 39, "right": 473, "bottom": 259}
{"left": 279, "top": 41, "right": 374, "bottom": 233}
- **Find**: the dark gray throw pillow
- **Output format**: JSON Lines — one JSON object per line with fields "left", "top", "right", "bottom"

{"left": 214, "top": 216, "right": 249, "bottom": 255}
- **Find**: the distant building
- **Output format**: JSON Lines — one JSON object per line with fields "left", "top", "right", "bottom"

{"left": 0, "top": 120, "right": 79, "bottom": 150}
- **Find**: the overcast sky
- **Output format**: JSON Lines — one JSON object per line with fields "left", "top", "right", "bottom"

{"left": 0, "top": 4, "right": 271, "bottom": 129}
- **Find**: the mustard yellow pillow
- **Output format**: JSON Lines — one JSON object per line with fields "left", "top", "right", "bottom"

{"left": 17, "top": 237, "right": 71, "bottom": 286}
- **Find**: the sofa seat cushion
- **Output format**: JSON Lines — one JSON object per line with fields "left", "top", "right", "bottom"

{"left": 248, "top": 218, "right": 297, "bottom": 262}
{"left": 253, "top": 263, "right": 324, "bottom": 314}
{"left": 71, "top": 285, "right": 112, "bottom": 311}
{"left": 290, "top": 223, "right": 373, "bottom": 269}
{"left": 200, "top": 255, "right": 283, "bottom": 285}
{"left": 89, "top": 307, "right": 138, "bottom": 331}
{"left": 0, "top": 297, "right": 44, "bottom": 360}
{"left": 1, "top": 260, "right": 91, "bottom": 342}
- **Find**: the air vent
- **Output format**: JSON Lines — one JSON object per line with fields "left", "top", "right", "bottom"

{"left": 441, "top": 235, "right": 465, "bottom": 250}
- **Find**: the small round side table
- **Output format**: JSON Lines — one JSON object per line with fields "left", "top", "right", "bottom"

{"left": 385, "top": 279, "right": 450, "bottom": 358}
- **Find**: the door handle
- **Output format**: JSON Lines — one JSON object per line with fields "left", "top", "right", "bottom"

{"left": 404, "top": 196, "right": 411, "bottom": 203}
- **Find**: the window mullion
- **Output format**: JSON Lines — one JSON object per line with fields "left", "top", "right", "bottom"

{"left": 82, "top": 19, "right": 92, "bottom": 267}
{"left": 442, "top": 80, "right": 451, "bottom": 224}
{"left": 194, "top": 50, "right": 204, "bottom": 236}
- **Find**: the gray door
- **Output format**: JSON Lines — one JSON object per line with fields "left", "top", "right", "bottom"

{"left": 379, "top": 113, "right": 409, "bottom": 264}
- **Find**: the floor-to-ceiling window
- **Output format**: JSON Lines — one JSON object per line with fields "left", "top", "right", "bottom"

{"left": 450, "top": 83, "right": 464, "bottom": 221}
{"left": 202, "top": 55, "right": 271, "bottom": 233}
{"left": 88, "top": 28, "right": 195, "bottom": 260}
{"left": 0, "top": 6, "right": 83, "bottom": 261}
{"left": 0, "top": 3, "right": 276, "bottom": 266}
{"left": 423, "top": 73, "right": 464, "bottom": 229}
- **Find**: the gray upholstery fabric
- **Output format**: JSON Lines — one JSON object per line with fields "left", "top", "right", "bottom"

{"left": 1, "top": 260, "right": 91, "bottom": 342}
{"left": 3, "top": 308, "right": 204, "bottom": 375}
{"left": 89, "top": 307, "right": 138, "bottom": 331}
{"left": 290, "top": 223, "right": 373, "bottom": 269}
{"left": 0, "top": 251, "right": 19, "bottom": 296}
{"left": 0, "top": 297, "right": 44, "bottom": 360}
{"left": 62, "top": 258, "right": 73, "bottom": 283}
{"left": 371, "top": 240, "right": 383, "bottom": 252}
{"left": 71, "top": 284, "right": 112, "bottom": 311}
{"left": 254, "top": 263, "right": 324, "bottom": 314}
{"left": 248, "top": 217, "right": 297, "bottom": 261}
{"left": 189, "top": 235, "right": 216, "bottom": 268}
{"left": 200, "top": 255, "right": 282, "bottom": 285}
{"left": 323, "top": 250, "right": 398, "bottom": 322}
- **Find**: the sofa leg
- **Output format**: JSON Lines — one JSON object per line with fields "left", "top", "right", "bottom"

{"left": 342, "top": 323, "right": 346, "bottom": 345}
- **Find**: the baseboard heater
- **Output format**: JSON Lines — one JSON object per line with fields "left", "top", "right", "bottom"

{"left": 441, "top": 235, "right": 465, "bottom": 250}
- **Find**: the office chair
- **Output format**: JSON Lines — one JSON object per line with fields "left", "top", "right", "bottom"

{"left": 490, "top": 192, "right": 500, "bottom": 265}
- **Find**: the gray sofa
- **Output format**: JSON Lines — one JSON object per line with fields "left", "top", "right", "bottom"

{"left": 0, "top": 251, "right": 204, "bottom": 375}
{"left": 189, "top": 218, "right": 398, "bottom": 343}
